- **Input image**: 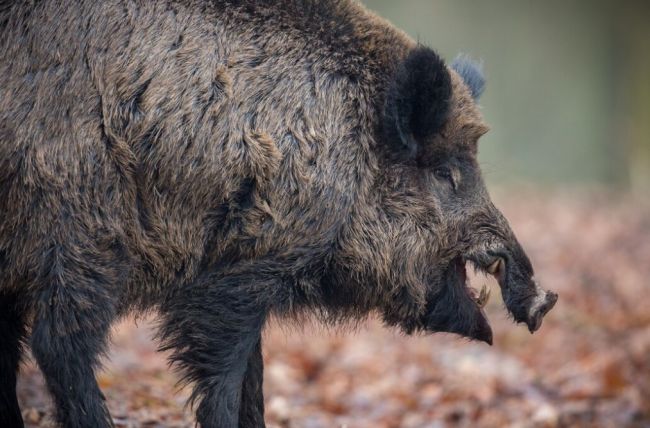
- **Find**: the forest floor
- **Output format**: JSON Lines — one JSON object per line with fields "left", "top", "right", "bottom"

{"left": 17, "top": 189, "right": 650, "bottom": 428}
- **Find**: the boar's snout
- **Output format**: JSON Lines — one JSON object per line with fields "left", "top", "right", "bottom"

{"left": 524, "top": 285, "right": 558, "bottom": 333}
{"left": 472, "top": 244, "right": 558, "bottom": 333}
{"left": 416, "top": 199, "right": 559, "bottom": 343}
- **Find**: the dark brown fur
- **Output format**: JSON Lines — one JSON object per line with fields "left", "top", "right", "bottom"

{"left": 0, "top": 1, "right": 556, "bottom": 427}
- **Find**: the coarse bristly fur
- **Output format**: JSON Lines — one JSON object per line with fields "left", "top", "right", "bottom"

{"left": 451, "top": 54, "right": 486, "bottom": 100}
{"left": 0, "top": 1, "right": 557, "bottom": 427}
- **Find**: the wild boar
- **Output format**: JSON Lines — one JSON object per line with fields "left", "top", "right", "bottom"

{"left": 0, "top": 0, "right": 558, "bottom": 427}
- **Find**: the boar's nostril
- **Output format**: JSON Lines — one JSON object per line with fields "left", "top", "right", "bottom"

{"left": 545, "top": 291, "right": 559, "bottom": 308}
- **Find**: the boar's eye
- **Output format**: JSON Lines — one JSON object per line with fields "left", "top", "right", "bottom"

{"left": 433, "top": 166, "right": 455, "bottom": 189}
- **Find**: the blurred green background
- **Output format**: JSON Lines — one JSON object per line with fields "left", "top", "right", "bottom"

{"left": 364, "top": 0, "right": 650, "bottom": 192}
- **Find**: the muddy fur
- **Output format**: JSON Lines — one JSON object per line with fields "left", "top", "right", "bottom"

{"left": 0, "top": 1, "right": 556, "bottom": 427}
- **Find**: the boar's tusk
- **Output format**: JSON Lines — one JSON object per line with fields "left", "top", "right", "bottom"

{"left": 486, "top": 258, "right": 504, "bottom": 277}
{"left": 475, "top": 284, "right": 491, "bottom": 308}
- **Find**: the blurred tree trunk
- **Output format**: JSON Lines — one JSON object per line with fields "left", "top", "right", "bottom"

{"left": 618, "top": 1, "right": 650, "bottom": 193}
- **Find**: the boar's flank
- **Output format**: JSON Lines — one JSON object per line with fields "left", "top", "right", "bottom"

{"left": 0, "top": 0, "right": 557, "bottom": 427}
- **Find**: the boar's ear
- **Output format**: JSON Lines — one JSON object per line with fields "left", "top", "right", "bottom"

{"left": 451, "top": 54, "right": 485, "bottom": 100}
{"left": 384, "top": 46, "right": 452, "bottom": 157}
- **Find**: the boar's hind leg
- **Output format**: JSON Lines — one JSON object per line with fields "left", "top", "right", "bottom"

{"left": 0, "top": 292, "right": 27, "bottom": 428}
{"left": 160, "top": 272, "right": 273, "bottom": 428}
{"left": 239, "top": 337, "right": 265, "bottom": 428}
{"left": 30, "top": 258, "right": 117, "bottom": 428}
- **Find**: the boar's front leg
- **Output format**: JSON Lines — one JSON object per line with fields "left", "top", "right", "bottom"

{"left": 30, "top": 248, "right": 119, "bottom": 428}
{"left": 159, "top": 271, "right": 274, "bottom": 428}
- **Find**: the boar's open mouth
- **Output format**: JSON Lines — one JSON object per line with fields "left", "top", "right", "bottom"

{"left": 423, "top": 253, "right": 558, "bottom": 345}
{"left": 421, "top": 256, "right": 494, "bottom": 344}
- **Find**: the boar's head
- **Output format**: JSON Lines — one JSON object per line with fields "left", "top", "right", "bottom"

{"left": 331, "top": 48, "right": 557, "bottom": 344}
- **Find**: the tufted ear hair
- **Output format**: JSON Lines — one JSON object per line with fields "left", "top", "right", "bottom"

{"left": 451, "top": 54, "right": 485, "bottom": 100}
{"left": 384, "top": 46, "right": 452, "bottom": 158}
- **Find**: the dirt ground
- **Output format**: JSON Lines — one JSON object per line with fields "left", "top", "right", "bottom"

{"left": 16, "top": 190, "right": 650, "bottom": 427}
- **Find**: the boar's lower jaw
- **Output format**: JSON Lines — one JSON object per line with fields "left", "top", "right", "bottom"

{"left": 421, "top": 257, "right": 493, "bottom": 345}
